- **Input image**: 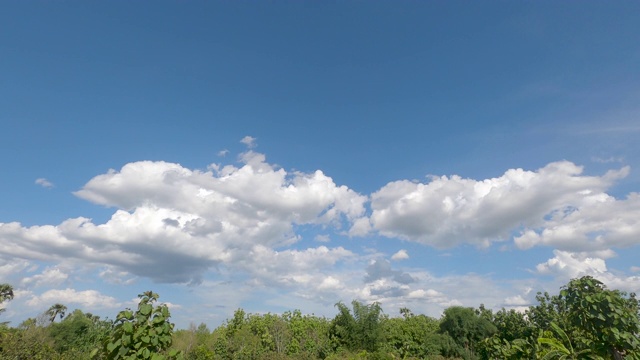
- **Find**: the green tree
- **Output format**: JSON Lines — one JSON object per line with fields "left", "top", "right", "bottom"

{"left": 382, "top": 308, "right": 441, "bottom": 359}
{"left": 0, "top": 284, "right": 13, "bottom": 319}
{"left": 560, "top": 276, "right": 640, "bottom": 359}
{"left": 330, "top": 300, "right": 384, "bottom": 353}
{"left": 537, "top": 322, "right": 598, "bottom": 360}
{"left": 0, "top": 284, "right": 13, "bottom": 304}
{"left": 49, "top": 309, "right": 111, "bottom": 354}
{"left": 439, "top": 306, "right": 496, "bottom": 360}
{"left": 47, "top": 303, "right": 68, "bottom": 323}
{"left": 94, "top": 291, "right": 182, "bottom": 360}
{"left": 283, "top": 310, "right": 330, "bottom": 358}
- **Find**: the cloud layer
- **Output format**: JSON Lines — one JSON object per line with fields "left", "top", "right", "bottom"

{"left": 370, "top": 161, "right": 636, "bottom": 252}
{"left": 1, "top": 151, "right": 640, "bottom": 327}
{"left": 2, "top": 151, "right": 367, "bottom": 284}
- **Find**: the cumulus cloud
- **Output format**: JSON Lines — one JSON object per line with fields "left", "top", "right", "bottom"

{"left": 391, "top": 250, "right": 409, "bottom": 261}
{"left": 0, "top": 258, "right": 31, "bottom": 278}
{"left": 240, "top": 136, "right": 257, "bottom": 148}
{"left": 364, "top": 259, "right": 414, "bottom": 285}
{"left": 21, "top": 267, "right": 68, "bottom": 288}
{"left": 514, "top": 192, "right": 640, "bottom": 252}
{"left": 370, "top": 161, "right": 632, "bottom": 251}
{"left": 238, "top": 245, "right": 354, "bottom": 287}
{"left": 0, "top": 151, "right": 366, "bottom": 284}
{"left": 35, "top": 178, "right": 54, "bottom": 188}
{"left": 99, "top": 267, "right": 137, "bottom": 285}
{"left": 535, "top": 250, "right": 640, "bottom": 295}
{"left": 4, "top": 154, "right": 640, "bottom": 324}
{"left": 348, "top": 217, "right": 372, "bottom": 237}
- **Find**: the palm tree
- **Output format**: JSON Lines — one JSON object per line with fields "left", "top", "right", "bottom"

{"left": 0, "top": 283, "right": 14, "bottom": 315}
{"left": 0, "top": 283, "right": 13, "bottom": 303}
{"left": 47, "top": 303, "right": 67, "bottom": 323}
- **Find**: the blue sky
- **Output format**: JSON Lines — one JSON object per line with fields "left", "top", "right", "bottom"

{"left": 1, "top": 1, "right": 640, "bottom": 328}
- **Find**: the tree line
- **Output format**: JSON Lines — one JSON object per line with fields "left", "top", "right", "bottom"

{"left": 0, "top": 276, "right": 639, "bottom": 359}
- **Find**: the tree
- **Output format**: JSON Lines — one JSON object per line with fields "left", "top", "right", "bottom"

{"left": 0, "top": 284, "right": 13, "bottom": 303}
{"left": 94, "top": 291, "right": 182, "bottom": 360}
{"left": 560, "top": 276, "right": 640, "bottom": 359}
{"left": 329, "top": 300, "right": 384, "bottom": 353}
{"left": 439, "top": 306, "right": 496, "bottom": 359}
{"left": 0, "top": 283, "right": 13, "bottom": 317}
{"left": 537, "top": 322, "right": 598, "bottom": 360}
{"left": 47, "top": 303, "right": 68, "bottom": 323}
{"left": 483, "top": 276, "right": 640, "bottom": 360}
{"left": 49, "top": 309, "right": 111, "bottom": 354}
{"left": 382, "top": 308, "right": 441, "bottom": 359}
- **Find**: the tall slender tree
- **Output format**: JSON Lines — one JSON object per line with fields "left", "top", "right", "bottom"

{"left": 47, "top": 303, "right": 68, "bottom": 323}
{"left": 0, "top": 284, "right": 13, "bottom": 303}
{"left": 0, "top": 283, "right": 14, "bottom": 316}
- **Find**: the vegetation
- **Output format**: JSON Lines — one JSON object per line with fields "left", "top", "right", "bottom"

{"left": 0, "top": 276, "right": 639, "bottom": 359}
{"left": 93, "top": 291, "right": 182, "bottom": 360}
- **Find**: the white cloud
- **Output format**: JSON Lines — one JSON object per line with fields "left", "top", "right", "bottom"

{"left": 4, "top": 155, "right": 640, "bottom": 325}
{"left": 370, "top": 161, "right": 632, "bottom": 251}
{"left": 239, "top": 245, "right": 354, "bottom": 287}
{"left": 240, "top": 136, "right": 257, "bottom": 148}
{"left": 503, "top": 295, "right": 529, "bottom": 306}
{"left": 364, "top": 259, "right": 414, "bottom": 284}
{"left": 26, "top": 288, "right": 120, "bottom": 309}
{"left": 391, "top": 249, "right": 409, "bottom": 261}
{"left": 0, "top": 258, "right": 31, "bottom": 278}
{"left": 514, "top": 192, "right": 640, "bottom": 252}
{"left": 217, "top": 149, "right": 229, "bottom": 157}
{"left": 1, "top": 152, "right": 366, "bottom": 284}
{"left": 536, "top": 250, "right": 608, "bottom": 278}
{"left": 35, "top": 178, "right": 54, "bottom": 188}
{"left": 534, "top": 250, "right": 640, "bottom": 295}
{"left": 99, "top": 267, "right": 137, "bottom": 285}
{"left": 21, "top": 267, "right": 68, "bottom": 288}
{"left": 348, "top": 217, "right": 372, "bottom": 237}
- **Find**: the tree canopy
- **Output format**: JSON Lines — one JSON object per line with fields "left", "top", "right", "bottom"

{"left": 1, "top": 276, "right": 639, "bottom": 360}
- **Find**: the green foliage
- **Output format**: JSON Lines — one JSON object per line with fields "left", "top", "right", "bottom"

{"left": 208, "top": 308, "right": 331, "bottom": 360}
{"left": 330, "top": 301, "right": 384, "bottom": 353}
{"left": 0, "top": 324, "right": 61, "bottom": 359}
{"left": 381, "top": 308, "right": 442, "bottom": 358}
{"left": 0, "top": 284, "right": 13, "bottom": 304}
{"left": 0, "top": 284, "right": 13, "bottom": 320}
{"left": 49, "top": 309, "right": 111, "bottom": 354}
{"left": 439, "top": 306, "right": 497, "bottom": 359}
{"left": 172, "top": 323, "right": 214, "bottom": 359}
{"left": 527, "top": 291, "right": 570, "bottom": 333}
{"left": 47, "top": 303, "right": 68, "bottom": 323}
{"left": 537, "top": 322, "right": 600, "bottom": 360}
{"left": 2, "top": 276, "right": 640, "bottom": 360}
{"left": 95, "top": 291, "right": 182, "bottom": 360}
{"left": 560, "top": 276, "right": 640, "bottom": 359}
{"left": 282, "top": 310, "right": 330, "bottom": 358}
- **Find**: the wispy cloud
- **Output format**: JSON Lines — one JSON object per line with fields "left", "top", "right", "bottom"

{"left": 240, "top": 136, "right": 257, "bottom": 148}
{"left": 35, "top": 178, "right": 54, "bottom": 188}
{"left": 592, "top": 156, "right": 624, "bottom": 164}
